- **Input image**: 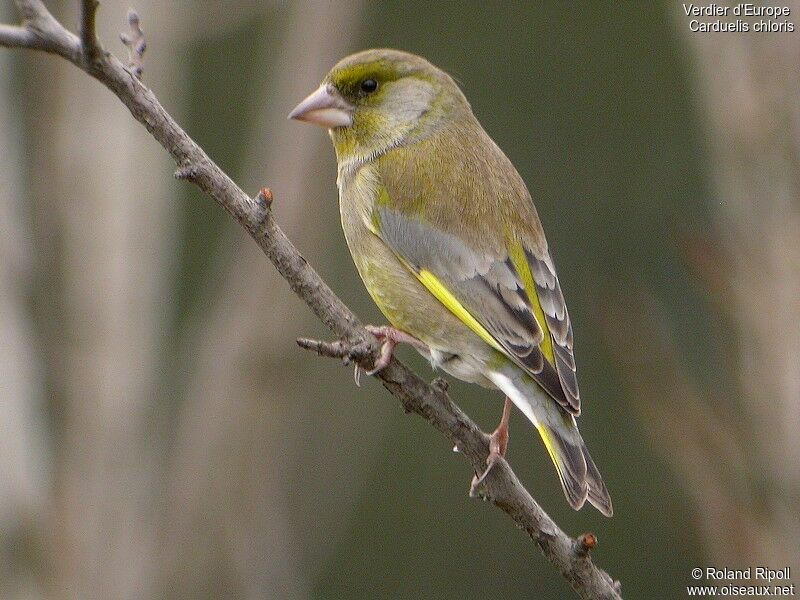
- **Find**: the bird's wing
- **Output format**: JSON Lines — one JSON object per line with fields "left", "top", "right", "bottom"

{"left": 373, "top": 201, "right": 580, "bottom": 414}
{"left": 525, "top": 248, "right": 579, "bottom": 414}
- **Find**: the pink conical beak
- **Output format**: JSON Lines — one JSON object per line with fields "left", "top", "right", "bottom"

{"left": 288, "top": 84, "right": 354, "bottom": 128}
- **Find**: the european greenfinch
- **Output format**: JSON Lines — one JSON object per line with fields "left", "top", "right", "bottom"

{"left": 289, "top": 49, "right": 612, "bottom": 516}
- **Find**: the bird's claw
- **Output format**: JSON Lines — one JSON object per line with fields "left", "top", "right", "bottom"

{"left": 364, "top": 324, "right": 422, "bottom": 375}
{"left": 353, "top": 325, "right": 427, "bottom": 378}
{"left": 365, "top": 339, "right": 393, "bottom": 375}
{"left": 468, "top": 411, "right": 510, "bottom": 498}
{"left": 346, "top": 341, "right": 373, "bottom": 386}
{"left": 469, "top": 451, "right": 503, "bottom": 497}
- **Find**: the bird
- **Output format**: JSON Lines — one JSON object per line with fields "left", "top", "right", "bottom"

{"left": 289, "top": 49, "right": 612, "bottom": 516}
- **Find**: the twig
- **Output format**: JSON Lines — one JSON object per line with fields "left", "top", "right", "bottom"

{"left": 79, "top": 0, "right": 100, "bottom": 62}
{"left": 0, "top": 23, "right": 34, "bottom": 47}
{"left": 2, "top": 1, "right": 80, "bottom": 61}
{"left": 119, "top": 9, "right": 144, "bottom": 77}
{"left": 297, "top": 335, "right": 383, "bottom": 368}
{"left": 0, "top": 3, "right": 622, "bottom": 598}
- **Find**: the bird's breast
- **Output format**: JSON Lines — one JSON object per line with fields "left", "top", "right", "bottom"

{"left": 336, "top": 162, "right": 494, "bottom": 383}
{"left": 338, "top": 164, "right": 413, "bottom": 316}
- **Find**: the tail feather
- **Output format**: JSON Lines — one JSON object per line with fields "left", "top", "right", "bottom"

{"left": 535, "top": 417, "right": 588, "bottom": 511}
{"left": 488, "top": 368, "right": 612, "bottom": 516}
{"left": 584, "top": 446, "right": 614, "bottom": 516}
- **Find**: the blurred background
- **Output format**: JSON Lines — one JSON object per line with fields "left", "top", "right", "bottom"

{"left": 1, "top": 1, "right": 798, "bottom": 598}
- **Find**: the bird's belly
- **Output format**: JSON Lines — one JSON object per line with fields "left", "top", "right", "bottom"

{"left": 347, "top": 221, "right": 465, "bottom": 347}
{"left": 360, "top": 258, "right": 493, "bottom": 387}
{"left": 338, "top": 165, "right": 492, "bottom": 385}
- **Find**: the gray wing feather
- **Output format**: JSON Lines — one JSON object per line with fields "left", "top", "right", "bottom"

{"left": 378, "top": 207, "right": 575, "bottom": 411}
{"left": 527, "top": 250, "right": 580, "bottom": 412}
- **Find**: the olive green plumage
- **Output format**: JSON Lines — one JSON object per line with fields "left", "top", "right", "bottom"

{"left": 291, "top": 49, "right": 612, "bottom": 516}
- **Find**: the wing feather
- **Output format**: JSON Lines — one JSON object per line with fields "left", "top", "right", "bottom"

{"left": 376, "top": 204, "right": 579, "bottom": 413}
{"left": 526, "top": 250, "right": 580, "bottom": 412}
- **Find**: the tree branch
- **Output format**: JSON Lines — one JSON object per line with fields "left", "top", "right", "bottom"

{"left": 0, "top": 3, "right": 622, "bottom": 597}
{"left": 3, "top": 0, "right": 80, "bottom": 61}
{"left": 0, "top": 23, "right": 35, "bottom": 47}
{"left": 79, "top": 0, "right": 100, "bottom": 61}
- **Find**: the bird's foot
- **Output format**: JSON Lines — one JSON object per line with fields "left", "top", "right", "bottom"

{"left": 470, "top": 427, "right": 508, "bottom": 492}
{"left": 362, "top": 325, "right": 426, "bottom": 375}
{"left": 469, "top": 398, "right": 512, "bottom": 496}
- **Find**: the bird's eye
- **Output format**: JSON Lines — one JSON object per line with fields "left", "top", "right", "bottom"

{"left": 360, "top": 79, "right": 378, "bottom": 94}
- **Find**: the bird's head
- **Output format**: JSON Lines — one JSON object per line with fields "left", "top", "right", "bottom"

{"left": 289, "top": 49, "right": 468, "bottom": 163}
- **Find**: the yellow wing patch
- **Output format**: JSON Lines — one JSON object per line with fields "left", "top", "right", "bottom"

{"left": 507, "top": 240, "right": 555, "bottom": 365}
{"left": 370, "top": 190, "right": 553, "bottom": 368}
{"left": 415, "top": 269, "right": 505, "bottom": 353}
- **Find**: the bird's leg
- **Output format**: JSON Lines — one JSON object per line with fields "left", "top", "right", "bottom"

{"left": 362, "top": 325, "right": 427, "bottom": 375}
{"left": 471, "top": 397, "right": 512, "bottom": 488}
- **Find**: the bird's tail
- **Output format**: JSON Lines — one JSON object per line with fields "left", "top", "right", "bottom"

{"left": 487, "top": 367, "right": 613, "bottom": 517}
